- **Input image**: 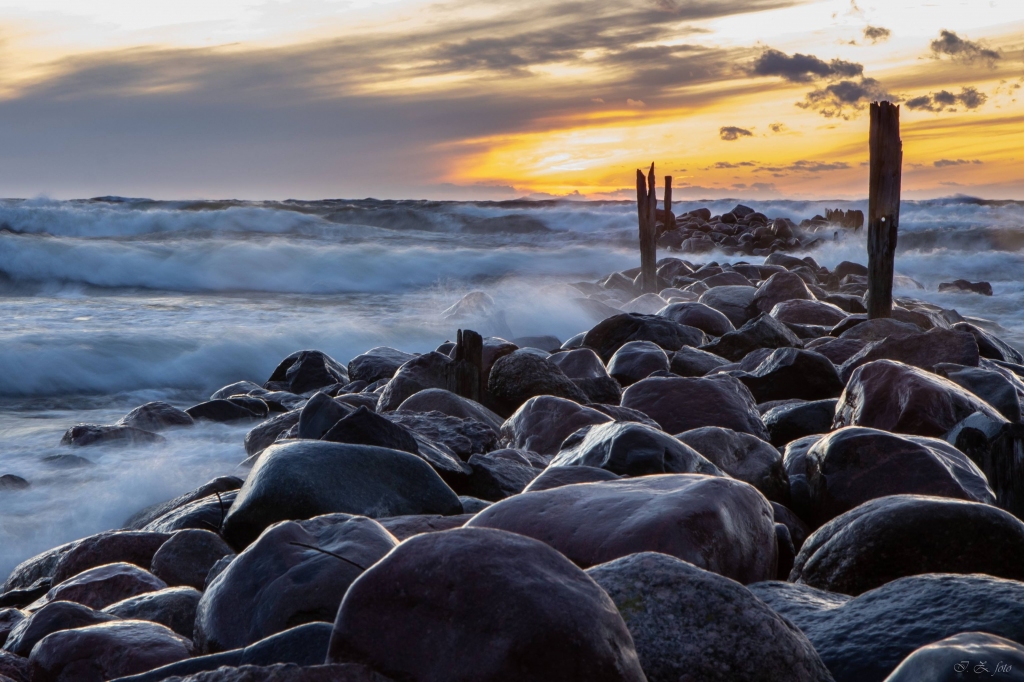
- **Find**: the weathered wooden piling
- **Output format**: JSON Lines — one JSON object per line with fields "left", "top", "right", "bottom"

{"left": 447, "top": 329, "right": 483, "bottom": 402}
{"left": 636, "top": 163, "right": 658, "bottom": 294}
{"left": 866, "top": 101, "right": 902, "bottom": 319}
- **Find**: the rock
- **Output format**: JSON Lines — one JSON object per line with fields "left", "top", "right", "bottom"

{"left": 823, "top": 294, "right": 866, "bottom": 314}
{"left": 587, "top": 403, "right": 661, "bottom": 428}
{"left": 588, "top": 553, "right": 833, "bottom": 682}
{"left": 622, "top": 374, "right": 770, "bottom": 440}
{"left": 833, "top": 261, "right": 867, "bottom": 279}
{"left": 244, "top": 412, "right": 301, "bottom": 457}
{"left": 935, "top": 364, "right": 1022, "bottom": 421}
{"left": 187, "top": 400, "right": 265, "bottom": 423}
{"left": 675, "top": 426, "right": 789, "bottom": 502}
{"left": 155, "top": 663, "right": 392, "bottom": 681}
{"left": 468, "top": 475, "right": 777, "bottom": 582}
{"left": 125, "top": 477, "right": 243, "bottom": 530}
{"left": 606, "top": 341, "right": 670, "bottom": 386}
{"left": 211, "top": 381, "right": 264, "bottom": 400}
{"left": 620, "top": 293, "right": 669, "bottom": 314}
{"left": 834, "top": 317, "right": 921, "bottom": 342}
{"left": 51, "top": 531, "right": 170, "bottom": 585}
{"left": 702, "top": 313, "right": 803, "bottom": 362}
{"left": 522, "top": 465, "right": 621, "bottom": 493}
{"left": 0, "top": 609, "right": 24, "bottom": 647}
{"left": 42, "top": 454, "right": 93, "bottom": 468}
{"left": 750, "top": 573, "right": 1024, "bottom": 682}
{"left": 347, "top": 347, "right": 416, "bottom": 384}
{"left": 31, "top": 563, "right": 167, "bottom": 612}
{"left": 954, "top": 322, "right": 1024, "bottom": 364}
{"left": 884, "top": 632, "right": 1024, "bottom": 682}
{"left": 737, "top": 348, "right": 843, "bottom": 403}
{"left": 582, "top": 313, "right": 707, "bottom": 363}
{"left": 697, "top": 286, "right": 758, "bottom": 328}
{"left": 551, "top": 421, "right": 723, "bottom": 477}
{"left": 103, "top": 587, "right": 201, "bottom": 639}
{"left": 60, "top": 424, "right": 164, "bottom": 448}
{"left": 4, "top": 600, "right": 118, "bottom": 657}
{"left": 296, "top": 393, "right": 353, "bottom": 440}
{"left": 321, "top": 406, "right": 419, "bottom": 455}
{"left": 771, "top": 300, "right": 847, "bottom": 327}
{"left": 375, "top": 352, "right": 453, "bottom": 412}
{"left": 221, "top": 441, "right": 461, "bottom": 549}
{"left": 0, "top": 475, "right": 28, "bottom": 491}
{"left": 196, "top": 514, "right": 396, "bottom": 654}
{"left": 499, "top": 396, "right": 611, "bottom": 456}
{"left": 763, "top": 399, "right": 837, "bottom": 447}
{"left": 511, "top": 335, "right": 561, "bottom": 352}
{"left": 264, "top": 350, "right": 348, "bottom": 394}
{"left": 464, "top": 451, "right": 539, "bottom": 501}
{"left": 792, "top": 495, "right": 1024, "bottom": 595}
{"left": 939, "top": 279, "right": 993, "bottom": 296}
{"left": 835, "top": 360, "right": 1007, "bottom": 437}
{"left": 150, "top": 530, "right": 234, "bottom": 591}
{"left": 486, "top": 350, "right": 589, "bottom": 416}
{"left": 28, "top": 620, "right": 192, "bottom": 682}
{"left": 118, "top": 403, "right": 194, "bottom": 432}
{"left": 657, "top": 302, "right": 734, "bottom": 336}
{"left": 669, "top": 345, "right": 728, "bottom": 376}
{"left": 326, "top": 527, "right": 646, "bottom": 682}
{"left": 805, "top": 337, "right": 867, "bottom": 365}
{"left": 764, "top": 252, "right": 806, "bottom": 270}
{"left": 385, "top": 411, "right": 497, "bottom": 459}
{"left": 396, "top": 388, "right": 503, "bottom": 430}
{"left": 839, "top": 328, "right": 980, "bottom": 381}
{"left": 947, "top": 412, "right": 1024, "bottom": 518}
{"left": 376, "top": 514, "right": 473, "bottom": 541}
{"left": 750, "top": 272, "right": 813, "bottom": 316}
{"left": 547, "top": 348, "right": 623, "bottom": 403}
{"left": 703, "top": 271, "right": 753, "bottom": 288}
{"left": 143, "top": 491, "right": 238, "bottom": 534}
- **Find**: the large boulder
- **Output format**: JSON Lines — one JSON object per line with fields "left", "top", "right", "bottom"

{"left": 296, "top": 392, "right": 353, "bottom": 441}
{"left": 750, "top": 272, "right": 813, "bottom": 315}
{"left": 196, "top": 514, "right": 396, "bottom": 654}
{"left": 60, "top": 424, "right": 164, "bottom": 448}
{"left": 103, "top": 587, "right": 202, "bottom": 639}
{"left": 953, "top": 322, "right": 1024, "bottom": 363}
{"left": 486, "top": 351, "right": 589, "bottom": 416}
{"left": 806, "top": 337, "right": 868, "bottom": 365}
{"left": 376, "top": 514, "right": 473, "bottom": 541}
{"left": 522, "top": 465, "right": 621, "bottom": 493}
{"left": 150, "top": 530, "right": 235, "bottom": 591}
{"left": 385, "top": 411, "right": 497, "bottom": 459}
{"left": 551, "top": 421, "right": 723, "bottom": 477}
{"left": 396, "top": 389, "right": 503, "bottom": 430}
{"left": 220, "top": 441, "right": 461, "bottom": 549}
{"left": 326, "top": 528, "right": 647, "bottom": 682}
{"left": 935, "top": 364, "right": 1022, "bottom": 422}
{"left": 606, "top": 341, "right": 670, "bottom": 386}
{"left": 763, "top": 399, "right": 837, "bottom": 447}
{"left": 468, "top": 475, "right": 777, "bottom": 583}
{"left": 834, "top": 317, "right": 921, "bottom": 342}
{"left": 884, "top": 632, "right": 1024, "bottom": 682}
{"left": 244, "top": 411, "right": 301, "bottom": 457}
{"left": 148, "top": 663, "right": 391, "bottom": 681}
{"left": 321, "top": 406, "right": 419, "bottom": 454}
{"left": 621, "top": 374, "right": 770, "bottom": 440}
{"left": 736, "top": 348, "right": 843, "bottom": 403}
{"left": 669, "top": 346, "right": 728, "bottom": 376}
{"left": 839, "top": 328, "right": 980, "bottom": 381}
{"left": 791, "top": 427, "right": 993, "bottom": 526}
{"left": 50, "top": 531, "right": 170, "bottom": 585}
{"left": 947, "top": 412, "right": 1024, "bottom": 519}
{"left": 376, "top": 353, "right": 453, "bottom": 412}
{"left": 582, "top": 313, "right": 706, "bottom": 362}
{"left": 675, "top": 426, "right": 789, "bottom": 502}
{"left": 347, "top": 347, "right": 417, "bottom": 384}
{"left": 771, "top": 300, "right": 847, "bottom": 327}
{"left": 791, "top": 495, "right": 1024, "bottom": 595}
{"left": 657, "top": 302, "right": 735, "bottom": 336}
{"left": 4, "top": 600, "right": 118, "bottom": 657}
{"left": 697, "top": 286, "right": 757, "bottom": 328}
{"left": 750, "top": 574, "right": 1024, "bottom": 682}
{"left": 143, "top": 491, "right": 239, "bottom": 534}
{"left": 463, "top": 451, "right": 539, "bottom": 501}
{"left": 588, "top": 553, "right": 833, "bottom": 682}
{"left": 835, "top": 360, "right": 1006, "bottom": 437}
{"left": 28, "top": 620, "right": 192, "bottom": 682}
{"left": 187, "top": 399, "right": 267, "bottom": 423}
{"left": 499, "top": 395, "right": 611, "bottom": 456}
{"left": 702, "top": 314, "right": 803, "bottom": 362}
{"left": 125, "top": 477, "right": 243, "bottom": 531}
{"left": 264, "top": 350, "right": 348, "bottom": 394}
{"left": 30, "top": 563, "right": 167, "bottom": 612}
{"left": 117, "top": 402, "right": 194, "bottom": 432}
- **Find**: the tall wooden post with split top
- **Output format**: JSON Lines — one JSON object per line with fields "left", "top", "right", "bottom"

{"left": 867, "top": 101, "right": 902, "bottom": 319}
{"left": 636, "top": 163, "right": 658, "bottom": 294}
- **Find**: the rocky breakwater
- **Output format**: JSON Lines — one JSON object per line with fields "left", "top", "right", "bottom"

{"left": 3, "top": 252, "right": 1024, "bottom": 681}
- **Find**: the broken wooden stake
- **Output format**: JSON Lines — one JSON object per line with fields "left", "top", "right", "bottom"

{"left": 867, "top": 101, "right": 902, "bottom": 319}
{"left": 447, "top": 329, "right": 483, "bottom": 402}
{"left": 636, "top": 163, "right": 658, "bottom": 294}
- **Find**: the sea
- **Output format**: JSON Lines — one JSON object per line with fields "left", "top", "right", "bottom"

{"left": 1, "top": 195, "right": 1023, "bottom": 577}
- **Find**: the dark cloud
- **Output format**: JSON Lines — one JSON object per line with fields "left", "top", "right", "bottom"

{"left": 905, "top": 87, "right": 988, "bottom": 112}
{"left": 755, "top": 160, "right": 851, "bottom": 173}
{"left": 720, "top": 126, "right": 753, "bottom": 141}
{"left": 797, "top": 78, "right": 893, "bottom": 119}
{"left": 930, "top": 30, "right": 1001, "bottom": 67}
{"left": 750, "top": 48, "right": 863, "bottom": 82}
{"left": 934, "top": 159, "right": 983, "bottom": 167}
{"left": 768, "top": 122, "right": 786, "bottom": 133}
{"left": 707, "top": 161, "right": 758, "bottom": 169}
{"left": 864, "top": 26, "right": 891, "bottom": 43}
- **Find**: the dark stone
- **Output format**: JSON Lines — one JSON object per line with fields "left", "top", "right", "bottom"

{"left": 395, "top": 388, "right": 503, "bottom": 430}
{"left": 606, "top": 341, "right": 670, "bottom": 386}
{"left": 954, "top": 322, "right": 1024, "bottom": 364}
{"left": 771, "top": 299, "right": 848, "bottom": 327}
{"left": 28, "top": 620, "right": 192, "bottom": 682}
{"left": 935, "top": 364, "right": 1022, "bottom": 421}
{"left": 4, "top": 600, "right": 118, "bottom": 657}
{"left": 376, "top": 352, "right": 453, "bottom": 412}
{"left": 522, "top": 465, "right": 621, "bottom": 493}
{"left": 702, "top": 271, "right": 753, "bottom": 287}
{"left": 702, "top": 313, "right": 803, "bottom": 362}
{"left": 487, "top": 350, "right": 589, "bottom": 416}
{"left": 805, "top": 338, "right": 867, "bottom": 365}
{"left": 187, "top": 400, "right": 264, "bottom": 423}
{"left": 0, "top": 609, "right": 24, "bottom": 648}
{"left": 669, "top": 346, "right": 728, "bottom": 376}
{"left": 581, "top": 313, "right": 707, "bottom": 363}
{"left": 833, "top": 261, "right": 867, "bottom": 279}
{"left": 750, "top": 272, "right": 813, "bottom": 316}
{"left": 822, "top": 294, "right": 866, "bottom": 314}
{"left": 657, "top": 302, "right": 734, "bottom": 336}
{"left": 0, "top": 475, "right": 28, "bottom": 491}
{"left": 144, "top": 491, "right": 238, "bottom": 534}
{"left": 225, "top": 397, "right": 270, "bottom": 419}
{"left": 513, "top": 336, "right": 562, "bottom": 352}
{"left": 764, "top": 252, "right": 807, "bottom": 270}
{"left": 151, "top": 530, "right": 235, "bottom": 591}
{"left": 499, "top": 396, "right": 611, "bottom": 456}
{"left": 792, "top": 494, "right": 1024, "bottom": 595}
{"left": 884, "top": 632, "right": 1024, "bottom": 682}
{"left": 326, "top": 527, "right": 647, "bottom": 682}
{"left": 221, "top": 441, "right": 461, "bottom": 549}
{"left": 147, "top": 663, "right": 392, "bottom": 681}
{"left": 675, "top": 426, "right": 789, "bottom": 503}
{"left": 196, "top": 514, "right": 396, "bottom": 653}
{"left": 31, "top": 563, "right": 167, "bottom": 611}
{"left": 572, "top": 375, "right": 623, "bottom": 404}
{"left": 125, "top": 476, "right": 243, "bottom": 530}
{"left": 839, "top": 328, "right": 980, "bottom": 382}
{"left": 296, "top": 392, "right": 353, "bottom": 440}
{"left": 385, "top": 411, "right": 497, "bottom": 459}
{"left": 586, "top": 403, "right": 661, "bottom": 428}
{"left": 347, "top": 347, "right": 416, "bottom": 384}
{"left": 376, "top": 514, "right": 473, "bottom": 541}
{"left": 42, "top": 454, "right": 93, "bottom": 468}
{"left": 211, "top": 381, "right": 264, "bottom": 400}
{"left": 244, "top": 411, "right": 301, "bottom": 457}
{"left": 938, "top": 279, "right": 993, "bottom": 296}
{"left": 464, "top": 451, "right": 539, "bottom": 501}
{"left": 621, "top": 374, "right": 770, "bottom": 440}
{"left": 697, "top": 286, "right": 758, "bottom": 328}
{"left": 60, "top": 424, "right": 164, "bottom": 447}
{"left": 773, "top": 502, "right": 810, "bottom": 551}
{"left": 763, "top": 399, "right": 837, "bottom": 447}
{"left": 551, "top": 421, "right": 723, "bottom": 477}
{"left": 118, "top": 403, "right": 194, "bottom": 432}
{"left": 322, "top": 406, "right": 419, "bottom": 455}
{"left": 737, "top": 348, "right": 843, "bottom": 404}
{"left": 264, "top": 350, "right": 349, "bottom": 394}
{"left": 468, "top": 475, "right": 777, "bottom": 582}
{"left": 588, "top": 553, "right": 832, "bottom": 682}
{"left": 834, "top": 316, "right": 921, "bottom": 342}
{"left": 51, "top": 531, "right": 170, "bottom": 585}
{"left": 547, "top": 347, "right": 609, "bottom": 379}
{"left": 835, "top": 360, "right": 1007, "bottom": 437}
{"left": 103, "top": 587, "right": 201, "bottom": 639}
{"left": 947, "top": 412, "right": 1024, "bottom": 519}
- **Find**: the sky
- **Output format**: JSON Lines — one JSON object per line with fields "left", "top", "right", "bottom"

{"left": 0, "top": 0, "right": 1021, "bottom": 200}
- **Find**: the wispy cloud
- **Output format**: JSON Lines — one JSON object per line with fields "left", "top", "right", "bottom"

{"left": 930, "top": 30, "right": 1001, "bottom": 67}
{"left": 720, "top": 126, "right": 753, "bottom": 141}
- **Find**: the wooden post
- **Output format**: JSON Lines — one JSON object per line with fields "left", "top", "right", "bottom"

{"left": 664, "top": 175, "right": 673, "bottom": 216}
{"left": 448, "top": 329, "right": 482, "bottom": 402}
{"left": 637, "top": 163, "right": 658, "bottom": 294}
{"left": 866, "top": 101, "right": 902, "bottom": 319}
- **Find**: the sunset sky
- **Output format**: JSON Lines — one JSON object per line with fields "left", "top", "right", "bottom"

{"left": 0, "top": 0, "right": 1021, "bottom": 200}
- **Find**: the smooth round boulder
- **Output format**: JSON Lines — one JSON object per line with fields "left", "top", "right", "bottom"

{"left": 50, "top": 531, "right": 170, "bottom": 585}
{"left": 669, "top": 346, "right": 728, "bottom": 377}
{"left": 197, "top": 514, "right": 396, "bottom": 654}
{"left": 606, "top": 341, "right": 670, "bottom": 386}
{"left": 935, "top": 364, "right": 1022, "bottom": 422}
{"left": 244, "top": 411, "right": 301, "bottom": 457}
{"left": 771, "top": 299, "right": 848, "bottom": 327}
{"left": 762, "top": 399, "right": 836, "bottom": 447}
{"left": 28, "top": 620, "right": 192, "bottom": 682}
{"left": 396, "top": 388, "right": 503, "bottom": 430}
{"left": 327, "top": 527, "right": 647, "bottom": 682}
{"left": 464, "top": 451, "right": 540, "bottom": 501}
{"left": 486, "top": 351, "right": 589, "bottom": 417}
{"left": 657, "top": 302, "right": 735, "bottom": 336}
{"left": 737, "top": 348, "right": 843, "bottom": 403}
{"left": 551, "top": 421, "right": 723, "bottom": 477}
{"left": 220, "top": 441, "right": 462, "bottom": 550}
{"left": 321, "top": 406, "right": 419, "bottom": 454}
{"left": 582, "top": 313, "right": 707, "bottom": 362}
{"left": 750, "top": 272, "right": 813, "bottom": 315}
{"left": 103, "top": 587, "right": 201, "bottom": 639}
{"left": 376, "top": 514, "right": 473, "bottom": 541}
{"left": 385, "top": 411, "right": 497, "bottom": 460}
{"left": 588, "top": 553, "right": 833, "bottom": 682}
{"left": 60, "top": 424, "right": 164, "bottom": 448}
{"left": 621, "top": 374, "right": 770, "bottom": 440}
{"left": 4, "top": 600, "right": 118, "bottom": 657}
{"left": 620, "top": 293, "right": 669, "bottom": 314}
{"left": 522, "top": 465, "right": 621, "bottom": 493}
{"left": 791, "top": 495, "right": 1024, "bottom": 595}
{"left": 31, "top": 563, "right": 167, "bottom": 612}
{"left": 833, "top": 316, "right": 921, "bottom": 342}
{"left": 117, "top": 402, "right": 194, "bottom": 432}
{"left": 697, "top": 286, "right": 758, "bottom": 328}
{"left": 347, "top": 347, "right": 417, "bottom": 384}
{"left": 376, "top": 352, "right": 453, "bottom": 412}
{"left": 296, "top": 392, "right": 353, "bottom": 440}
{"left": 468, "top": 475, "right": 777, "bottom": 583}
{"left": 499, "top": 395, "right": 611, "bottom": 456}
{"left": 955, "top": 321, "right": 1024, "bottom": 363}
{"left": 884, "top": 632, "right": 1024, "bottom": 682}
{"left": 264, "top": 350, "right": 348, "bottom": 395}
{"left": 675, "top": 426, "right": 789, "bottom": 502}
{"left": 125, "top": 477, "right": 243, "bottom": 531}
{"left": 839, "top": 328, "right": 981, "bottom": 382}
{"left": 702, "top": 313, "right": 803, "bottom": 362}
{"left": 150, "top": 530, "right": 235, "bottom": 591}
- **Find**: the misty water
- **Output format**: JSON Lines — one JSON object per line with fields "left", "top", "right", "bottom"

{"left": 2, "top": 195, "right": 1024, "bottom": 577}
